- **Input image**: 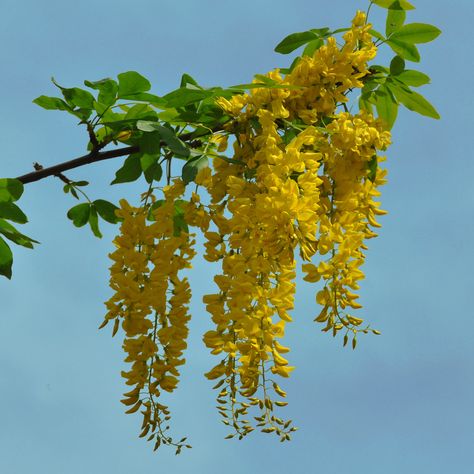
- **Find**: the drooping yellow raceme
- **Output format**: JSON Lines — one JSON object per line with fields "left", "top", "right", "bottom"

{"left": 102, "top": 180, "right": 195, "bottom": 452}
{"left": 205, "top": 10, "right": 389, "bottom": 439}
{"left": 103, "top": 10, "right": 390, "bottom": 450}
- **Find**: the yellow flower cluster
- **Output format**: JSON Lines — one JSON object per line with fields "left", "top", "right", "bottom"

{"left": 204, "top": 11, "right": 390, "bottom": 439}
{"left": 102, "top": 10, "right": 391, "bottom": 450}
{"left": 101, "top": 180, "right": 195, "bottom": 453}
{"left": 302, "top": 111, "right": 390, "bottom": 346}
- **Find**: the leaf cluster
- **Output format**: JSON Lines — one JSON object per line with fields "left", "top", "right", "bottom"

{"left": 273, "top": 0, "right": 440, "bottom": 130}
{"left": 361, "top": 1, "right": 441, "bottom": 128}
{"left": 0, "top": 179, "right": 38, "bottom": 278}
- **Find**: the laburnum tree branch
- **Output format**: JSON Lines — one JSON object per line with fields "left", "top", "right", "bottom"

{"left": 15, "top": 127, "right": 216, "bottom": 185}
{"left": 16, "top": 145, "right": 139, "bottom": 184}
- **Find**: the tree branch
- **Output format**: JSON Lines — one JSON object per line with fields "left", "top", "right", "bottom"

{"left": 16, "top": 146, "right": 139, "bottom": 184}
{"left": 15, "top": 127, "right": 219, "bottom": 185}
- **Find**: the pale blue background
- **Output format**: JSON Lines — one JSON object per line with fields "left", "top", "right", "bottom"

{"left": 0, "top": 0, "right": 472, "bottom": 472}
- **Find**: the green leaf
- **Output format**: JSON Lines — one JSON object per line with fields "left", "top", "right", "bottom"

{"left": 173, "top": 200, "right": 189, "bottom": 236}
{"left": 310, "top": 27, "right": 331, "bottom": 36}
{"left": 63, "top": 184, "right": 80, "bottom": 199}
{"left": 386, "top": 39, "right": 420, "bottom": 62}
{"left": 374, "top": 86, "right": 398, "bottom": 130}
{"left": 390, "top": 23, "right": 441, "bottom": 44}
{"left": 302, "top": 38, "right": 324, "bottom": 57}
{"left": 140, "top": 155, "right": 163, "bottom": 184}
{"left": 279, "top": 56, "right": 301, "bottom": 75}
{"left": 371, "top": 0, "right": 415, "bottom": 10}
{"left": 274, "top": 31, "right": 319, "bottom": 54}
{"left": 396, "top": 69, "right": 431, "bottom": 86}
{"left": 389, "top": 55, "right": 405, "bottom": 75}
{"left": 331, "top": 27, "right": 351, "bottom": 35}
{"left": 111, "top": 154, "right": 143, "bottom": 184}
{"left": 227, "top": 80, "right": 302, "bottom": 92}
{"left": 93, "top": 199, "right": 120, "bottom": 224}
{"left": 386, "top": 4, "right": 406, "bottom": 36}
{"left": 0, "top": 202, "right": 28, "bottom": 224}
{"left": 135, "top": 120, "right": 159, "bottom": 133}
{"left": 180, "top": 73, "right": 199, "bottom": 88}
{"left": 359, "top": 92, "right": 374, "bottom": 114}
{"left": 33, "top": 96, "right": 72, "bottom": 112}
{"left": 117, "top": 71, "right": 151, "bottom": 99}
{"left": 139, "top": 131, "right": 162, "bottom": 154}
{"left": 0, "top": 179, "right": 24, "bottom": 202}
{"left": 93, "top": 101, "right": 122, "bottom": 123}
{"left": 182, "top": 155, "right": 209, "bottom": 184}
{"left": 137, "top": 121, "right": 190, "bottom": 158}
{"left": 84, "top": 78, "right": 118, "bottom": 106}
{"left": 124, "top": 103, "right": 156, "bottom": 121}
{"left": 121, "top": 92, "right": 166, "bottom": 107}
{"left": 254, "top": 74, "right": 280, "bottom": 85}
{"left": 388, "top": 84, "right": 440, "bottom": 119}
{"left": 0, "top": 236, "right": 13, "bottom": 279}
{"left": 162, "top": 88, "right": 212, "bottom": 108}
{"left": 67, "top": 203, "right": 90, "bottom": 227}
{"left": 62, "top": 87, "right": 95, "bottom": 109}
{"left": 88, "top": 205, "right": 102, "bottom": 238}
{"left": 369, "top": 29, "right": 386, "bottom": 42}
{"left": 367, "top": 155, "right": 378, "bottom": 183}
{"left": 0, "top": 219, "right": 38, "bottom": 248}
{"left": 160, "top": 128, "right": 190, "bottom": 156}
{"left": 369, "top": 65, "right": 390, "bottom": 74}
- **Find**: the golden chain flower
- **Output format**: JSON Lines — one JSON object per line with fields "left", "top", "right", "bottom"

{"left": 103, "top": 10, "right": 392, "bottom": 451}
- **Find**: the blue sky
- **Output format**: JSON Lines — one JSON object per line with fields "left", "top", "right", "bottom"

{"left": 0, "top": 0, "right": 473, "bottom": 472}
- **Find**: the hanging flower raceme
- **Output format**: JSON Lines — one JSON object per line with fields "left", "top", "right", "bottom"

{"left": 203, "top": 10, "right": 390, "bottom": 440}
{"left": 98, "top": 8, "right": 403, "bottom": 451}
{"left": 101, "top": 180, "right": 196, "bottom": 454}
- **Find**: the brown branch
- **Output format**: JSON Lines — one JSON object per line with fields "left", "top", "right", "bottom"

{"left": 16, "top": 146, "right": 139, "bottom": 184}
{"left": 15, "top": 126, "right": 220, "bottom": 185}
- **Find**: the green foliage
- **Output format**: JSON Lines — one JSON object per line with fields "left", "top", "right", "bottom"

{"left": 374, "top": 85, "right": 398, "bottom": 130}
{"left": 0, "top": 236, "right": 13, "bottom": 279}
{"left": 360, "top": 1, "right": 441, "bottom": 128}
{"left": 118, "top": 71, "right": 151, "bottom": 99}
{"left": 0, "top": 178, "right": 24, "bottom": 202}
{"left": 182, "top": 155, "right": 209, "bottom": 184}
{"left": 371, "top": 0, "right": 415, "bottom": 10}
{"left": 367, "top": 156, "right": 378, "bottom": 183}
{"left": 84, "top": 78, "right": 118, "bottom": 106}
{"left": 94, "top": 200, "right": 120, "bottom": 224}
{"left": 111, "top": 154, "right": 143, "bottom": 185}
{"left": 274, "top": 27, "right": 332, "bottom": 55}
{"left": 386, "top": 7, "right": 406, "bottom": 36}
{"left": 387, "top": 81, "right": 440, "bottom": 118}
{"left": 140, "top": 155, "right": 163, "bottom": 184}
{"left": 32, "top": 96, "right": 71, "bottom": 112}
{"left": 0, "top": 179, "right": 37, "bottom": 278}
{"left": 387, "top": 38, "right": 420, "bottom": 62}
{"left": 396, "top": 69, "right": 430, "bottom": 87}
{"left": 67, "top": 199, "right": 120, "bottom": 238}
{"left": 67, "top": 203, "right": 90, "bottom": 227}
{"left": 274, "top": 31, "right": 322, "bottom": 54}
{"left": 0, "top": 202, "right": 28, "bottom": 224}
{"left": 390, "top": 23, "right": 441, "bottom": 44}
{"left": 137, "top": 121, "right": 190, "bottom": 158}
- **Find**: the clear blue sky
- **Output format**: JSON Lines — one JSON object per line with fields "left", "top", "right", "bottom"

{"left": 0, "top": 1, "right": 473, "bottom": 473}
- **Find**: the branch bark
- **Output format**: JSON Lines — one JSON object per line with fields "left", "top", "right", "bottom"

{"left": 16, "top": 146, "right": 139, "bottom": 184}
{"left": 15, "top": 127, "right": 219, "bottom": 184}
